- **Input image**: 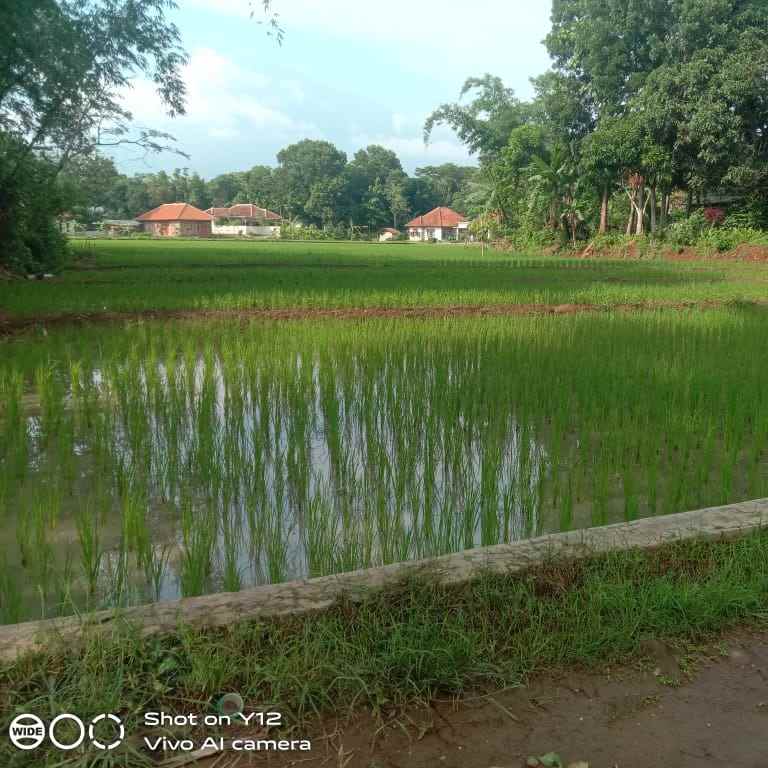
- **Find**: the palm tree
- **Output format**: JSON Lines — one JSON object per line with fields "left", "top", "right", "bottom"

{"left": 526, "top": 143, "right": 581, "bottom": 244}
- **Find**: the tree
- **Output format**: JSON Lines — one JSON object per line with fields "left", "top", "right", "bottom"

{"left": 1, "top": 0, "right": 187, "bottom": 271}
{"left": 424, "top": 75, "right": 532, "bottom": 162}
{"left": 581, "top": 117, "right": 641, "bottom": 233}
{"left": 57, "top": 153, "right": 122, "bottom": 220}
{"left": 547, "top": 0, "right": 673, "bottom": 116}
{"left": 383, "top": 172, "right": 410, "bottom": 229}
{"left": 414, "top": 164, "right": 477, "bottom": 209}
{"left": 208, "top": 173, "right": 242, "bottom": 207}
{"left": 344, "top": 145, "right": 405, "bottom": 225}
{"left": 526, "top": 142, "right": 580, "bottom": 241}
{"left": 275, "top": 139, "right": 347, "bottom": 222}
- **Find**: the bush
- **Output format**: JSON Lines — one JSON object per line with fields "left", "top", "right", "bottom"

{"left": 666, "top": 211, "right": 709, "bottom": 247}
{"left": 697, "top": 227, "right": 768, "bottom": 252}
{"left": 0, "top": 136, "right": 70, "bottom": 274}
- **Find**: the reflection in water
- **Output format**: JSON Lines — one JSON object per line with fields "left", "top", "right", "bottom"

{"left": 2, "top": 312, "right": 768, "bottom": 624}
{"left": 3, "top": 343, "right": 548, "bottom": 622}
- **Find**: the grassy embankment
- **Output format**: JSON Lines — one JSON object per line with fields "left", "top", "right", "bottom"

{"left": 1, "top": 532, "right": 768, "bottom": 767}
{"left": 1, "top": 239, "right": 768, "bottom": 318}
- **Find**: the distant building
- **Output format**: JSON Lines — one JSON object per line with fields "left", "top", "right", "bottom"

{"left": 136, "top": 203, "right": 214, "bottom": 236}
{"left": 102, "top": 220, "right": 142, "bottom": 236}
{"left": 378, "top": 227, "right": 401, "bottom": 242}
{"left": 206, "top": 204, "right": 282, "bottom": 237}
{"left": 57, "top": 213, "right": 80, "bottom": 235}
{"left": 406, "top": 207, "right": 471, "bottom": 242}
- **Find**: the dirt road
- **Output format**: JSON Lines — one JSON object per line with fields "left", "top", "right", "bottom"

{"left": 209, "top": 629, "right": 768, "bottom": 768}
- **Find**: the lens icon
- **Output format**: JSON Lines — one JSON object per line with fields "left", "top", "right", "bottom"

{"left": 9, "top": 714, "right": 46, "bottom": 751}
{"left": 89, "top": 714, "right": 125, "bottom": 750}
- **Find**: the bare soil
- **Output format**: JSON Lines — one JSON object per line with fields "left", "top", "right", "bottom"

{"left": 205, "top": 629, "right": 768, "bottom": 768}
{"left": 0, "top": 300, "right": 750, "bottom": 337}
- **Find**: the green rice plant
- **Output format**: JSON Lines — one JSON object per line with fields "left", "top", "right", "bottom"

{"left": 179, "top": 498, "right": 216, "bottom": 597}
{"left": 75, "top": 501, "right": 102, "bottom": 596}
{"left": 3, "top": 307, "right": 768, "bottom": 621}
{"left": 142, "top": 542, "right": 172, "bottom": 601}
{"left": 0, "top": 557, "right": 22, "bottom": 624}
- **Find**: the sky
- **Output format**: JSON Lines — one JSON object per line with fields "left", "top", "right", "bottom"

{"left": 114, "top": 0, "right": 554, "bottom": 179}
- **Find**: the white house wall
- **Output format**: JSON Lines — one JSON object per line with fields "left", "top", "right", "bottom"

{"left": 212, "top": 224, "right": 281, "bottom": 237}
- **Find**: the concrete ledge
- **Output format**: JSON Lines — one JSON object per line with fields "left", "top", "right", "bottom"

{"left": 1, "top": 499, "right": 766, "bottom": 663}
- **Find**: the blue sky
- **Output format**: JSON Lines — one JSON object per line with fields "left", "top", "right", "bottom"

{"left": 115, "top": 1, "right": 553, "bottom": 178}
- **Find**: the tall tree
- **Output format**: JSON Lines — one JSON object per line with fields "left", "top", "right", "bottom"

{"left": 424, "top": 75, "right": 532, "bottom": 162}
{"left": 0, "top": 0, "right": 187, "bottom": 270}
{"left": 275, "top": 139, "right": 347, "bottom": 222}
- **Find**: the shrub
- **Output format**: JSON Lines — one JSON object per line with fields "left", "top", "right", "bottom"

{"left": 703, "top": 207, "right": 726, "bottom": 226}
{"left": 666, "top": 211, "right": 708, "bottom": 247}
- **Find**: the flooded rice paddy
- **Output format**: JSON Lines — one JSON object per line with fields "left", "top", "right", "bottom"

{"left": 1, "top": 309, "right": 768, "bottom": 624}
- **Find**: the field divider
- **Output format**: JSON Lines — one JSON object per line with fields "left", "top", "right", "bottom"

{"left": 1, "top": 498, "right": 766, "bottom": 662}
{"left": 3, "top": 299, "right": 766, "bottom": 336}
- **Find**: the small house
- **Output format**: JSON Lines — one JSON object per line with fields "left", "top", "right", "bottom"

{"left": 406, "top": 207, "right": 470, "bottom": 242}
{"left": 136, "top": 203, "right": 214, "bottom": 237}
{"left": 206, "top": 204, "right": 282, "bottom": 237}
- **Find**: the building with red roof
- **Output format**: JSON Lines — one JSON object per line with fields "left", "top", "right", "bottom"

{"left": 206, "top": 204, "right": 282, "bottom": 237}
{"left": 405, "top": 206, "right": 471, "bottom": 242}
{"left": 136, "top": 203, "right": 214, "bottom": 237}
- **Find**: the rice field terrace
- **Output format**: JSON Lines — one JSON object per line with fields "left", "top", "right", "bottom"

{"left": 2, "top": 301, "right": 768, "bottom": 625}
{"left": 2, "top": 239, "right": 768, "bottom": 321}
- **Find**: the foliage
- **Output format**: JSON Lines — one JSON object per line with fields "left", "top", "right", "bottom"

{"left": 425, "top": 2, "right": 768, "bottom": 246}
{"left": 0, "top": 136, "right": 68, "bottom": 273}
{"left": 424, "top": 75, "right": 533, "bottom": 161}
{"left": 0, "top": 0, "right": 187, "bottom": 271}
{"left": 666, "top": 211, "right": 709, "bottom": 248}
{"left": 703, "top": 207, "right": 726, "bottom": 226}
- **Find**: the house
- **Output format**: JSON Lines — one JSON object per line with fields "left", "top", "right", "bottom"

{"left": 102, "top": 220, "right": 142, "bottom": 236}
{"left": 406, "top": 207, "right": 471, "bottom": 242}
{"left": 136, "top": 203, "right": 214, "bottom": 237}
{"left": 206, "top": 204, "right": 282, "bottom": 237}
{"left": 378, "top": 227, "right": 401, "bottom": 242}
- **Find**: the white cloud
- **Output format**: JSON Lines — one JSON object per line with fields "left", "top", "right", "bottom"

{"left": 350, "top": 132, "right": 474, "bottom": 169}
{"left": 120, "top": 47, "right": 301, "bottom": 141}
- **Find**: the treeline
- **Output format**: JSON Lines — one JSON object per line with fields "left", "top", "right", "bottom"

{"left": 61, "top": 146, "right": 480, "bottom": 232}
{"left": 425, "top": 1, "right": 768, "bottom": 245}
{"left": 4, "top": 1, "right": 768, "bottom": 274}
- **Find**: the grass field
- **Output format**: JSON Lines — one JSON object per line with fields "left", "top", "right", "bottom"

{"left": 2, "top": 239, "right": 768, "bottom": 318}
{"left": 2, "top": 239, "right": 768, "bottom": 767}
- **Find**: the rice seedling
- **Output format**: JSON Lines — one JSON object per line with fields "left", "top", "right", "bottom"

{"left": 1, "top": 307, "right": 768, "bottom": 623}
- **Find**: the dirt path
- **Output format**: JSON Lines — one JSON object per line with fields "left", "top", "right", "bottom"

{"left": 0, "top": 300, "right": 756, "bottom": 337}
{"left": 203, "top": 629, "right": 768, "bottom": 768}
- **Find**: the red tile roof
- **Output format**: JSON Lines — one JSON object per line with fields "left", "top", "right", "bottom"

{"left": 207, "top": 204, "right": 281, "bottom": 221}
{"left": 136, "top": 203, "right": 214, "bottom": 222}
{"left": 406, "top": 206, "right": 467, "bottom": 229}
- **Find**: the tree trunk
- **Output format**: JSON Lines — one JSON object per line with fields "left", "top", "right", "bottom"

{"left": 686, "top": 190, "right": 693, "bottom": 216}
{"left": 626, "top": 197, "right": 635, "bottom": 235}
{"left": 599, "top": 186, "right": 609, "bottom": 234}
{"left": 649, "top": 185, "right": 657, "bottom": 234}
{"left": 659, "top": 192, "right": 668, "bottom": 230}
{"left": 635, "top": 185, "right": 645, "bottom": 236}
